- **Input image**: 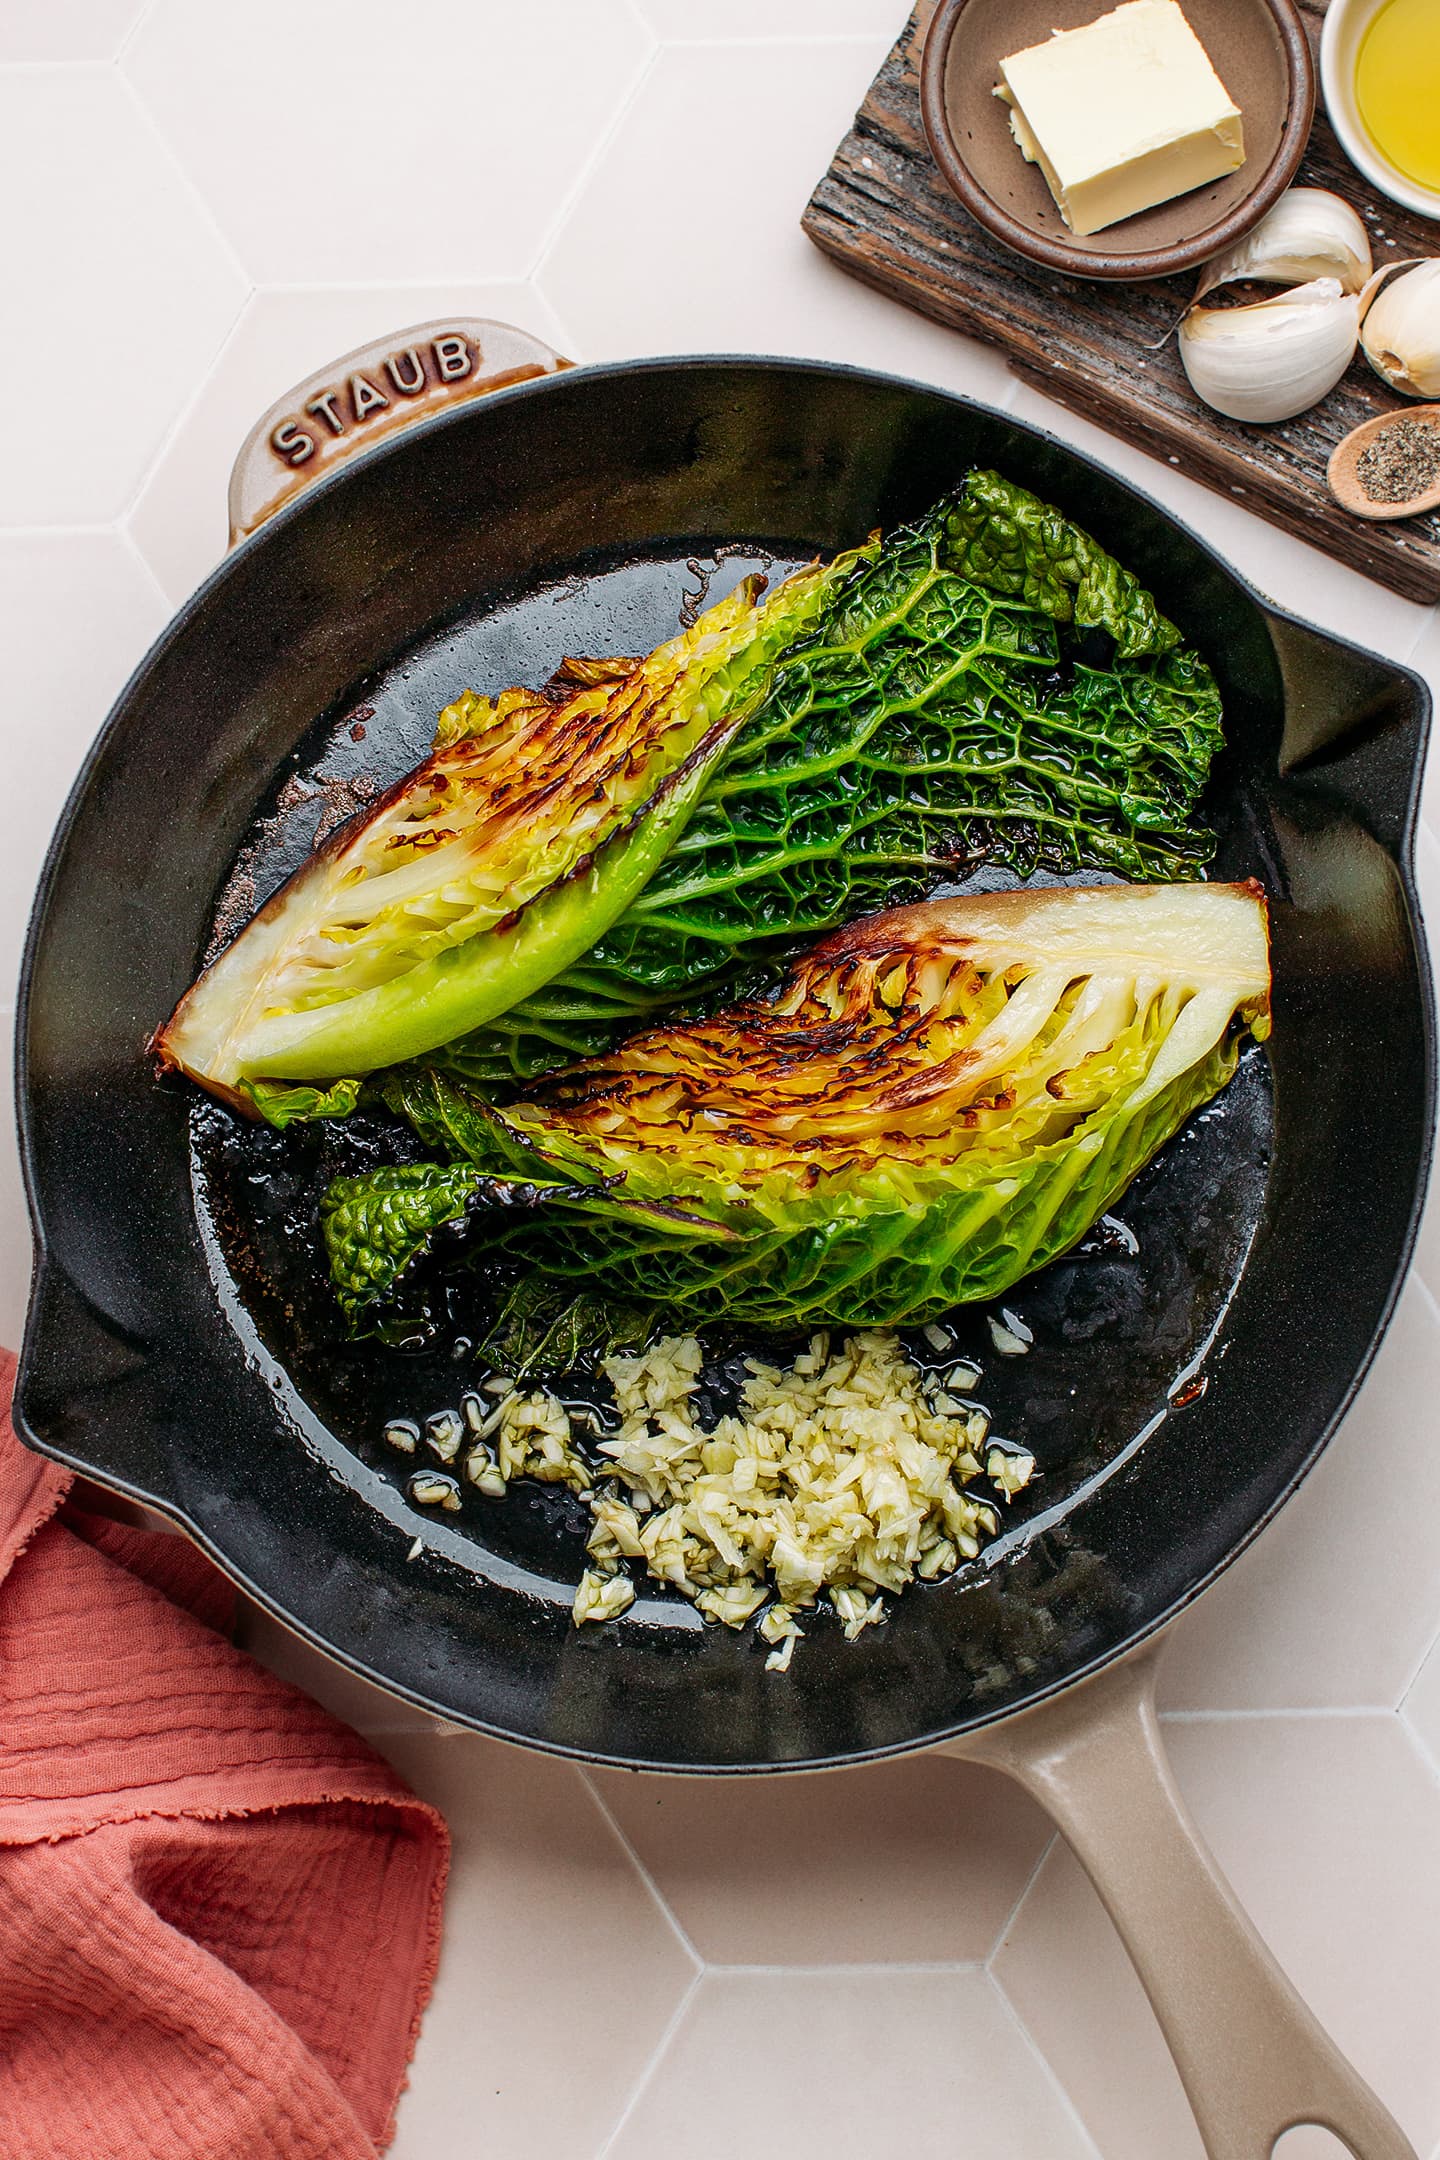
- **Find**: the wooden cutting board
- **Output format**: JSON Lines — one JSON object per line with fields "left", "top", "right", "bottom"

{"left": 802, "top": 0, "right": 1440, "bottom": 603}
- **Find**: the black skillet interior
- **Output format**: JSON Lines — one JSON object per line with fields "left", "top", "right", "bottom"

{"left": 14, "top": 359, "right": 1434, "bottom": 1770}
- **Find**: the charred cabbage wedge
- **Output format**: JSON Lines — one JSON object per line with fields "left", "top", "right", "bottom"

{"left": 432, "top": 471, "right": 1226, "bottom": 1085}
{"left": 153, "top": 553, "right": 866, "bottom": 1107}
{"left": 324, "top": 882, "right": 1270, "bottom": 1328}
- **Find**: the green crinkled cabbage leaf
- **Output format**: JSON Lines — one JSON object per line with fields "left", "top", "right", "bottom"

{"left": 322, "top": 1163, "right": 491, "bottom": 1318}
{"left": 477, "top": 1277, "right": 655, "bottom": 1378}
{"left": 941, "top": 468, "right": 1180, "bottom": 660}
{"left": 241, "top": 1076, "right": 365, "bottom": 1129}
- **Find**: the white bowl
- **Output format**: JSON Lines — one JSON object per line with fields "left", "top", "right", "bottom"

{"left": 1320, "top": 0, "right": 1440, "bottom": 221}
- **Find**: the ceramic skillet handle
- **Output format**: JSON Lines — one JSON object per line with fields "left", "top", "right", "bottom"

{"left": 947, "top": 1641, "right": 1417, "bottom": 2160}
{"left": 227, "top": 318, "right": 571, "bottom": 544}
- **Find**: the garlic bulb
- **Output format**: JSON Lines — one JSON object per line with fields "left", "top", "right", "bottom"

{"left": 1178, "top": 278, "right": 1360, "bottom": 424}
{"left": 1360, "top": 258, "right": 1440, "bottom": 398}
{"left": 1194, "top": 187, "right": 1373, "bottom": 302}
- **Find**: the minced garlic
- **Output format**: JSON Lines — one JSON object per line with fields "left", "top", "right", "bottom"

{"left": 458, "top": 1328, "right": 1035, "bottom": 1660}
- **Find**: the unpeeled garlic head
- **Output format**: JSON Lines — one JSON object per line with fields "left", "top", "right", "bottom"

{"left": 1194, "top": 187, "right": 1373, "bottom": 302}
{"left": 1360, "top": 259, "right": 1440, "bottom": 399}
{"left": 1179, "top": 278, "right": 1360, "bottom": 424}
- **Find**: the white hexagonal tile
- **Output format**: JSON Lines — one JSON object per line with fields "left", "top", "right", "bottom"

{"left": 994, "top": 1713, "right": 1440, "bottom": 2160}
{"left": 608, "top": 1967, "right": 1096, "bottom": 2160}
{"left": 538, "top": 38, "right": 1015, "bottom": 409}
{"left": 589, "top": 1755, "right": 1051, "bottom": 1965}
{"left": 1008, "top": 382, "right": 1433, "bottom": 661}
{"left": 634, "top": 0, "right": 902, "bottom": 36}
{"left": 128, "top": 282, "right": 571, "bottom": 605}
{"left": 1158, "top": 1279, "right": 1440, "bottom": 1711}
{"left": 381, "top": 1729, "right": 695, "bottom": 2160}
{"left": 0, "top": 0, "right": 146, "bottom": 61}
{"left": 0, "top": 532, "right": 168, "bottom": 1006}
{"left": 994, "top": 1828, "right": 1202, "bottom": 2160}
{"left": 124, "top": 0, "right": 653, "bottom": 285}
{"left": 0, "top": 73, "right": 246, "bottom": 526}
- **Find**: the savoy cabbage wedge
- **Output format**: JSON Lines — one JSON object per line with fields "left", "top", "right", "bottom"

{"left": 323, "top": 882, "right": 1270, "bottom": 1329}
{"left": 154, "top": 550, "right": 869, "bottom": 1109}
{"left": 438, "top": 472, "right": 1226, "bottom": 1086}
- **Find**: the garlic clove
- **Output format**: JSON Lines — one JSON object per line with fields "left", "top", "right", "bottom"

{"left": 1194, "top": 187, "right": 1373, "bottom": 302}
{"left": 1179, "top": 278, "right": 1360, "bottom": 424}
{"left": 1359, "top": 258, "right": 1440, "bottom": 399}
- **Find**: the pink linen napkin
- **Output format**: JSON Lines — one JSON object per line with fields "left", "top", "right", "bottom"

{"left": 0, "top": 1349, "right": 449, "bottom": 2160}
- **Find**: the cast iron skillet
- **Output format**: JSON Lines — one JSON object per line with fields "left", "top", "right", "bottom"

{"left": 13, "top": 344, "right": 1433, "bottom": 2158}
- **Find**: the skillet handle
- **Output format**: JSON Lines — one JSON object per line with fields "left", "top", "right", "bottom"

{"left": 227, "top": 318, "right": 572, "bottom": 545}
{"left": 948, "top": 1642, "right": 1417, "bottom": 2160}
{"left": 15, "top": 1263, "right": 185, "bottom": 1535}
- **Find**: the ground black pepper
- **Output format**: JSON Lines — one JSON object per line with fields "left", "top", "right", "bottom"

{"left": 1355, "top": 417, "right": 1440, "bottom": 504}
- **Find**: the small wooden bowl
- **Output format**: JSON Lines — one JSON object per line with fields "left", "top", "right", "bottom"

{"left": 1327, "top": 406, "right": 1440, "bottom": 521}
{"left": 920, "top": 0, "right": 1316, "bottom": 283}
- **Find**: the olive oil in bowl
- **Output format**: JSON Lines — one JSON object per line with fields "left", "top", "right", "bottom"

{"left": 1356, "top": 0, "right": 1440, "bottom": 193}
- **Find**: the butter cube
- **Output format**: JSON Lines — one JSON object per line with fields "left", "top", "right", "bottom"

{"left": 995, "top": 0, "right": 1245, "bottom": 238}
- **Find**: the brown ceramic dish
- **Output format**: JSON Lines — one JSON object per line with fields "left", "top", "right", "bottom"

{"left": 920, "top": 0, "right": 1315, "bottom": 281}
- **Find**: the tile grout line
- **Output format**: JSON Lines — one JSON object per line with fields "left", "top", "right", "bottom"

{"left": 110, "top": 66, "right": 254, "bottom": 295}
{"left": 579, "top": 1770, "right": 705, "bottom": 1972}
{"left": 242, "top": 276, "right": 565, "bottom": 301}
{"left": 633, "top": 33, "right": 901, "bottom": 49}
{"left": 114, "top": 525, "right": 173, "bottom": 615}
{"left": 986, "top": 1968, "right": 1106, "bottom": 2159}
{"left": 692, "top": 1957, "right": 989, "bottom": 1977}
{"left": 527, "top": 40, "right": 661, "bottom": 291}
{"left": 612, "top": 0, "right": 657, "bottom": 44}
{"left": 0, "top": 524, "right": 135, "bottom": 540}
{"left": 1393, "top": 1587, "right": 1440, "bottom": 1716}
{"left": 116, "top": 274, "right": 254, "bottom": 542}
{"left": 984, "top": 1829, "right": 1057, "bottom": 1971}
{"left": 0, "top": 59, "right": 115, "bottom": 75}
{"left": 591, "top": 1967, "right": 702, "bottom": 2160}
{"left": 97, "top": 74, "right": 257, "bottom": 533}
{"left": 114, "top": 0, "right": 162, "bottom": 67}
